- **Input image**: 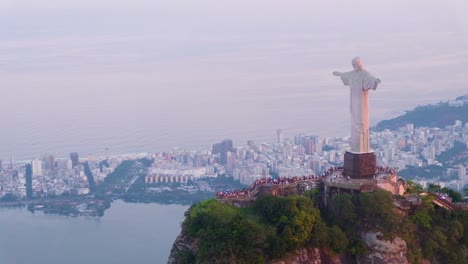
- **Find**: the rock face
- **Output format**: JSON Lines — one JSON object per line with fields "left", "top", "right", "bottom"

{"left": 167, "top": 228, "right": 197, "bottom": 264}
{"left": 359, "top": 232, "right": 408, "bottom": 264}
{"left": 270, "top": 248, "right": 345, "bottom": 264}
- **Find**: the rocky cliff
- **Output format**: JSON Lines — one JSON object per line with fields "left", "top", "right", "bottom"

{"left": 167, "top": 228, "right": 197, "bottom": 264}
{"left": 359, "top": 232, "right": 408, "bottom": 264}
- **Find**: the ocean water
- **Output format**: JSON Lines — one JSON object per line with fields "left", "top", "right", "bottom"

{"left": 2, "top": 86, "right": 465, "bottom": 162}
{"left": 0, "top": 200, "right": 188, "bottom": 264}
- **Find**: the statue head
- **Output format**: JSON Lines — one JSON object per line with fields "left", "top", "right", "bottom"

{"left": 352, "top": 57, "right": 365, "bottom": 71}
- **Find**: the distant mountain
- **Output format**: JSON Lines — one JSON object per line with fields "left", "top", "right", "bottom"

{"left": 455, "top": 94, "right": 468, "bottom": 101}
{"left": 374, "top": 94, "right": 468, "bottom": 131}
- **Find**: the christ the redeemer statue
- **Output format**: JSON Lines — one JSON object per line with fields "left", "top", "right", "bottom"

{"left": 333, "top": 57, "right": 380, "bottom": 153}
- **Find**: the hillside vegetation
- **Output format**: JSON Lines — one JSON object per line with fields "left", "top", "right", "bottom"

{"left": 375, "top": 101, "right": 468, "bottom": 131}
{"left": 175, "top": 191, "right": 468, "bottom": 263}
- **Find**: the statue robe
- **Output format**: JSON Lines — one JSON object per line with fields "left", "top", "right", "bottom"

{"left": 339, "top": 70, "right": 380, "bottom": 153}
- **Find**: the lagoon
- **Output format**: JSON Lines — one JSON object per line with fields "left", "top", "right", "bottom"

{"left": 0, "top": 200, "right": 188, "bottom": 264}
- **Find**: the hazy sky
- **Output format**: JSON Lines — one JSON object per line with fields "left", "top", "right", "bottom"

{"left": 1, "top": 0, "right": 468, "bottom": 159}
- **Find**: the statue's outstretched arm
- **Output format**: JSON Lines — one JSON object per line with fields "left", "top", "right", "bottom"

{"left": 332, "top": 71, "right": 341, "bottom": 76}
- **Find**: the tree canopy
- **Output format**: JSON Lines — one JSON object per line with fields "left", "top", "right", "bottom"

{"left": 180, "top": 190, "right": 468, "bottom": 264}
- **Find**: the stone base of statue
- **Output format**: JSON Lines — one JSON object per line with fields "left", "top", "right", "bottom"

{"left": 344, "top": 151, "right": 376, "bottom": 179}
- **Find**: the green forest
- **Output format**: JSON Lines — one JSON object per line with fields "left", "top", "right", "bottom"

{"left": 177, "top": 190, "right": 468, "bottom": 264}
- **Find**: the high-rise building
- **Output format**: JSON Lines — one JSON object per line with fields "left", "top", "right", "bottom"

{"left": 31, "top": 159, "right": 43, "bottom": 176}
{"left": 310, "top": 135, "right": 322, "bottom": 153}
{"left": 406, "top": 123, "right": 414, "bottom": 132}
{"left": 294, "top": 134, "right": 302, "bottom": 145}
{"left": 310, "top": 135, "right": 320, "bottom": 144}
{"left": 276, "top": 129, "right": 283, "bottom": 144}
{"left": 308, "top": 159, "right": 322, "bottom": 174}
{"left": 459, "top": 165, "right": 466, "bottom": 180}
{"left": 70, "top": 152, "right": 79, "bottom": 167}
{"left": 193, "top": 155, "right": 203, "bottom": 167}
{"left": 271, "top": 159, "right": 278, "bottom": 173}
{"left": 44, "top": 155, "right": 55, "bottom": 170}
{"left": 383, "top": 147, "right": 396, "bottom": 162}
{"left": 397, "top": 138, "right": 407, "bottom": 150}
{"left": 306, "top": 140, "right": 315, "bottom": 155}
{"left": 212, "top": 139, "right": 233, "bottom": 165}
{"left": 226, "top": 152, "right": 236, "bottom": 173}
{"left": 237, "top": 149, "right": 246, "bottom": 160}
{"left": 328, "top": 151, "right": 336, "bottom": 162}
{"left": 225, "top": 139, "right": 233, "bottom": 151}
{"left": 25, "top": 164, "right": 33, "bottom": 199}
{"left": 56, "top": 159, "right": 73, "bottom": 170}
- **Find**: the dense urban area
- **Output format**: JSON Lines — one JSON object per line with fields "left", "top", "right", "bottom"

{"left": 0, "top": 97, "right": 467, "bottom": 216}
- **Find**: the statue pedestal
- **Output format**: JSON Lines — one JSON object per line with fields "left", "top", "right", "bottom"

{"left": 344, "top": 151, "right": 376, "bottom": 179}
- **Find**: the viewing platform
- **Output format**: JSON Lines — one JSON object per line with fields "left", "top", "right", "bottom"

{"left": 215, "top": 164, "right": 412, "bottom": 209}
{"left": 323, "top": 166, "right": 406, "bottom": 195}
{"left": 215, "top": 166, "right": 466, "bottom": 212}
{"left": 216, "top": 176, "right": 320, "bottom": 206}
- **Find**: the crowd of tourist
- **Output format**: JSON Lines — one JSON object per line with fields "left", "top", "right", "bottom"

{"left": 215, "top": 166, "right": 400, "bottom": 200}
{"left": 319, "top": 166, "right": 344, "bottom": 178}
{"left": 252, "top": 175, "right": 318, "bottom": 189}
{"left": 216, "top": 189, "right": 249, "bottom": 199}
{"left": 216, "top": 175, "right": 320, "bottom": 199}
{"left": 376, "top": 166, "right": 396, "bottom": 175}
{"left": 215, "top": 164, "right": 408, "bottom": 200}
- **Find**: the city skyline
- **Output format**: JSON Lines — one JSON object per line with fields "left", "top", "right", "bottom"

{"left": 2, "top": 115, "right": 467, "bottom": 201}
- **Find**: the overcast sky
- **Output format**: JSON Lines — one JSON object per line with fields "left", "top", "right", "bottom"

{"left": 1, "top": 0, "right": 468, "bottom": 159}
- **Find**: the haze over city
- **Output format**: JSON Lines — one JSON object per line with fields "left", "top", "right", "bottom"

{"left": 2, "top": 1, "right": 468, "bottom": 264}
{"left": 1, "top": 0, "right": 467, "bottom": 160}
